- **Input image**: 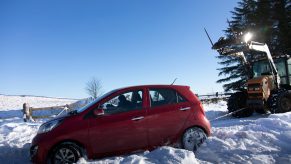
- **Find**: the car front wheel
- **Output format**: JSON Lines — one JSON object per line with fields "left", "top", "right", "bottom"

{"left": 51, "top": 143, "right": 82, "bottom": 164}
{"left": 182, "top": 127, "right": 207, "bottom": 152}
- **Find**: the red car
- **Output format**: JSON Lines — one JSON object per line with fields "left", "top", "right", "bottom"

{"left": 30, "top": 85, "right": 211, "bottom": 163}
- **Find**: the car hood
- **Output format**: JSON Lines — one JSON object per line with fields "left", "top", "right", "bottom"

{"left": 44, "top": 113, "right": 70, "bottom": 123}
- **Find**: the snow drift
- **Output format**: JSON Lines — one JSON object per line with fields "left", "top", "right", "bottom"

{"left": 0, "top": 95, "right": 290, "bottom": 164}
{"left": 77, "top": 147, "right": 198, "bottom": 164}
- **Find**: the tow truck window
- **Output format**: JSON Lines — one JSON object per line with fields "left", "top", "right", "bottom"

{"left": 275, "top": 59, "right": 288, "bottom": 85}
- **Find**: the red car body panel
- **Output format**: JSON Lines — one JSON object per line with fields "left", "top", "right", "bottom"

{"left": 31, "top": 85, "right": 211, "bottom": 163}
{"left": 88, "top": 109, "right": 148, "bottom": 157}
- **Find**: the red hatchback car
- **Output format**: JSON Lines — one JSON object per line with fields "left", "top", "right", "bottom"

{"left": 30, "top": 85, "right": 211, "bottom": 163}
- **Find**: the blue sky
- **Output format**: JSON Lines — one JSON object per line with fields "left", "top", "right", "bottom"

{"left": 0, "top": 0, "right": 238, "bottom": 99}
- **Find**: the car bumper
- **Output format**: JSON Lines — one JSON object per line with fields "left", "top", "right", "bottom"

{"left": 30, "top": 145, "right": 46, "bottom": 164}
{"left": 30, "top": 134, "right": 51, "bottom": 164}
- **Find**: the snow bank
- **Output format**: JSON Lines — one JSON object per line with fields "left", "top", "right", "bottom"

{"left": 196, "top": 104, "right": 291, "bottom": 164}
{"left": 0, "top": 95, "right": 291, "bottom": 164}
{"left": 204, "top": 100, "right": 228, "bottom": 121}
{"left": 77, "top": 147, "right": 198, "bottom": 164}
{"left": 0, "top": 95, "right": 73, "bottom": 163}
{"left": 0, "top": 117, "right": 40, "bottom": 163}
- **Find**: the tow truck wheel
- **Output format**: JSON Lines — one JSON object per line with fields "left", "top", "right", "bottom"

{"left": 227, "top": 91, "right": 254, "bottom": 118}
{"left": 268, "top": 89, "right": 291, "bottom": 113}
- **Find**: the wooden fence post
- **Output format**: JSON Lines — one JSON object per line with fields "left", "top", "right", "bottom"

{"left": 29, "top": 107, "right": 34, "bottom": 121}
{"left": 23, "top": 103, "right": 29, "bottom": 122}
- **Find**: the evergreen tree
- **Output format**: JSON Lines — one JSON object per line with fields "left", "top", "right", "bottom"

{"left": 217, "top": 0, "right": 256, "bottom": 91}
{"left": 255, "top": 0, "right": 273, "bottom": 45}
{"left": 217, "top": 0, "right": 291, "bottom": 91}
{"left": 272, "top": 0, "right": 291, "bottom": 53}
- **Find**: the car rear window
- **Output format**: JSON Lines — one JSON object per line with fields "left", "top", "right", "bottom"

{"left": 149, "top": 88, "right": 187, "bottom": 107}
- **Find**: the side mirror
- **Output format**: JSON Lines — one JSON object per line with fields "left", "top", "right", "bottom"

{"left": 93, "top": 109, "right": 105, "bottom": 116}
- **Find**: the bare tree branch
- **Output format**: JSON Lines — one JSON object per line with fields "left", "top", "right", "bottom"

{"left": 85, "top": 77, "right": 102, "bottom": 99}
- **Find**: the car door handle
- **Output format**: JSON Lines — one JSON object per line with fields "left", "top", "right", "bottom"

{"left": 131, "top": 116, "right": 144, "bottom": 121}
{"left": 180, "top": 107, "right": 191, "bottom": 111}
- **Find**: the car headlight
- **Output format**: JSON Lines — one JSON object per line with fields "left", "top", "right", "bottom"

{"left": 38, "top": 119, "right": 63, "bottom": 134}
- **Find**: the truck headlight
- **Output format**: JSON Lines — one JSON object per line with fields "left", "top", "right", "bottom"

{"left": 244, "top": 32, "right": 252, "bottom": 43}
{"left": 38, "top": 119, "right": 63, "bottom": 134}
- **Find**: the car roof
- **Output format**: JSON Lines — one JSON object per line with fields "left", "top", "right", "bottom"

{"left": 115, "top": 84, "right": 190, "bottom": 91}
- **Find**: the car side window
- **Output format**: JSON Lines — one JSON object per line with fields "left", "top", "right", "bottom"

{"left": 177, "top": 92, "right": 187, "bottom": 103}
{"left": 149, "top": 88, "right": 177, "bottom": 107}
{"left": 101, "top": 90, "right": 143, "bottom": 115}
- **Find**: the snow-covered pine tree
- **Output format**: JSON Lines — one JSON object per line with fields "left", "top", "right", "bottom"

{"left": 216, "top": 0, "right": 256, "bottom": 91}
{"left": 216, "top": 0, "right": 291, "bottom": 92}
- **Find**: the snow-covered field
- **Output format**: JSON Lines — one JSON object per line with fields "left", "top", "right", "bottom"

{"left": 0, "top": 95, "right": 76, "bottom": 163}
{"left": 0, "top": 95, "right": 290, "bottom": 164}
{"left": 198, "top": 101, "right": 291, "bottom": 164}
{"left": 0, "top": 95, "right": 76, "bottom": 119}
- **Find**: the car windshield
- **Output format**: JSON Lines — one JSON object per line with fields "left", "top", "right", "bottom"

{"left": 77, "top": 89, "right": 117, "bottom": 113}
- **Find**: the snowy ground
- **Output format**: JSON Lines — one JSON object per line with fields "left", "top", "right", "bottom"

{"left": 0, "top": 95, "right": 76, "bottom": 119}
{"left": 0, "top": 95, "right": 76, "bottom": 163}
{"left": 0, "top": 95, "right": 290, "bottom": 164}
{"left": 198, "top": 101, "right": 291, "bottom": 164}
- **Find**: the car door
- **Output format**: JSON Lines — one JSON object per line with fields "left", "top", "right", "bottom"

{"left": 88, "top": 88, "right": 148, "bottom": 157}
{"left": 146, "top": 87, "right": 192, "bottom": 147}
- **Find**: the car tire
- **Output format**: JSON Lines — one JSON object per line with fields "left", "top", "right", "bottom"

{"left": 50, "top": 143, "right": 82, "bottom": 164}
{"left": 182, "top": 127, "right": 207, "bottom": 152}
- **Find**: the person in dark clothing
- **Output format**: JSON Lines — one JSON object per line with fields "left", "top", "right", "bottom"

{"left": 118, "top": 95, "right": 133, "bottom": 110}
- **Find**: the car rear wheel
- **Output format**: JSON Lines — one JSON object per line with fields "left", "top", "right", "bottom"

{"left": 51, "top": 143, "right": 82, "bottom": 164}
{"left": 182, "top": 127, "right": 207, "bottom": 152}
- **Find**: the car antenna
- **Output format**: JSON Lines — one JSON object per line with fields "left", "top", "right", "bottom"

{"left": 171, "top": 78, "right": 178, "bottom": 85}
{"left": 204, "top": 28, "right": 214, "bottom": 47}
